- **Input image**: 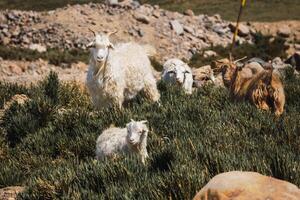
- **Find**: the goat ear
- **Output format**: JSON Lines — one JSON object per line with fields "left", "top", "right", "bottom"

{"left": 86, "top": 41, "right": 94, "bottom": 48}
{"left": 130, "top": 119, "right": 135, "bottom": 123}
{"left": 107, "top": 30, "right": 118, "bottom": 37}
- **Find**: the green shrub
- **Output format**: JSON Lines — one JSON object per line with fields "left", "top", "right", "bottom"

{"left": 0, "top": 71, "right": 299, "bottom": 199}
{"left": 0, "top": 45, "right": 89, "bottom": 66}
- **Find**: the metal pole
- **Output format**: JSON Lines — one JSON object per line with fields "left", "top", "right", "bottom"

{"left": 230, "top": 0, "right": 247, "bottom": 61}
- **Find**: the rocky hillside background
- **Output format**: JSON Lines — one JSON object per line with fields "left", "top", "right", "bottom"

{"left": 0, "top": 0, "right": 299, "bottom": 84}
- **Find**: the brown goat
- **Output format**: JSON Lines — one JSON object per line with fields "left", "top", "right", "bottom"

{"left": 213, "top": 59, "right": 285, "bottom": 116}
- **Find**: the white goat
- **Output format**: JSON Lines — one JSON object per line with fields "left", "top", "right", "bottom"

{"left": 162, "top": 58, "right": 193, "bottom": 94}
{"left": 95, "top": 120, "right": 149, "bottom": 164}
{"left": 86, "top": 30, "right": 160, "bottom": 109}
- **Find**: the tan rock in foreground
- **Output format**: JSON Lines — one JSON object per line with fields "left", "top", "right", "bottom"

{"left": 193, "top": 171, "right": 300, "bottom": 200}
{"left": 0, "top": 186, "right": 25, "bottom": 200}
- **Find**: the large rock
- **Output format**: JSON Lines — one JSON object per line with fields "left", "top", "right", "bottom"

{"left": 0, "top": 186, "right": 25, "bottom": 200}
{"left": 229, "top": 23, "right": 250, "bottom": 37}
{"left": 193, "top": 171, "right": 300, "bottom": 200}
{"left": 170, "top": 20, "right": 184, "bottom": 35}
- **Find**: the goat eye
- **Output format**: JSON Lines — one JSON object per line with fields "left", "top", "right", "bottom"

{"left": 184, "top": 71, "right": 190, "bottom": 74}
{"left": 168, "top": 71, "right": 175, "bottom": 74}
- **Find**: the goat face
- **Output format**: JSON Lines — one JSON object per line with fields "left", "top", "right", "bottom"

{"left": 213, "top": 60, "right": 237, "bottom": 88}
{"left": 126, "top": 120, "right": 148, "bottom": 146}
{"left": 164, "top": 59, "right": 191, "bottom": 85}
{"left": 87, "top": 33, "right": 114, "bottom": 64}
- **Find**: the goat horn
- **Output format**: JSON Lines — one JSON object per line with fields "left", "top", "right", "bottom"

{"left": 107, "top": 30, "right": 118, "bottom": 37}
{"left": 233, "top": 56, "right": 247, "bottom": 64}
{"left": 88, "top": 28, "right": 96, "bottom": 37}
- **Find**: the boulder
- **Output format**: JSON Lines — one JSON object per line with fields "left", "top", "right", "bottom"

{"left": 193, "top": 171, "right": 300, "bottom": 200}
{"left": 170, "top": 20, "right": 184, "bottom": 35}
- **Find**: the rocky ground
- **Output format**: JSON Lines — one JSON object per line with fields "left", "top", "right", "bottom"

{"left": 0, "top": 58, "right": 87, "bottom": 85}
{"left": 0, "top": 1, "right": 256, "bottom": 60}
{"left": 0, "top": 0, "right": 299, "bottom": 85}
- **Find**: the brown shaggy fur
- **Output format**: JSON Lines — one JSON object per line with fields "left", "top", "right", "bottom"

{"left": 213, "top": 59, "right": 285, "bottom": 116}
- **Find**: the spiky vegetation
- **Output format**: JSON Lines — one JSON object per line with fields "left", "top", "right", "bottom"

{"left": 0, "top": 68, "right": 299, "bottom": 199}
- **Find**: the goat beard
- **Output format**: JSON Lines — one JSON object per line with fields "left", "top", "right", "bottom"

{"left": 93, "top": 60, "right": 107, "bottom": 78}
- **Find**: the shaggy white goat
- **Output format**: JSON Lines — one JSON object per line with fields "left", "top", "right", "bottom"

{"left": 86, "top": 30, "right": 160, "bottom": 109}
{"left": 96, "top": 120, "right": 149, "bottom": 164}
{"left": 162, "top": 58, "right": 193, "bottom": 94}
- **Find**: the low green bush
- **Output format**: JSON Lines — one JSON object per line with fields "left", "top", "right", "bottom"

{"left": 0, "top": 45, "right": 89, "bottom": 66}
{"left": 0, "top": 69, "right": 299, "bottom": 199}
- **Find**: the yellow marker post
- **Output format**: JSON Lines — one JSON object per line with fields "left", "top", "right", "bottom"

{"left": 230, "top": 0, "right": 247, "bottom": 61}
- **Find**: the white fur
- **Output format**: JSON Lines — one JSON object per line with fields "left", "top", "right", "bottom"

{"left": 96, "top": 120, "right": 149, "bottom": 164}
{"left": 162, "top": 58, "right": 193, "bottom": 94}
{"left": 86, "top": 32, "right": 160, "bottom": 109}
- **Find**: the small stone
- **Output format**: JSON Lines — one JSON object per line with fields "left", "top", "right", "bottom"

{"left": 29, "top": 43, "right": 47, "bottom": 53}
{"left": 277, "top": 25, "right": 291, "bottom": 37}
{"left": 2, "top": 37, "right": 10, "bottom": 45}
{"left": 203, "top": 50, "right": 217, "bottom": 58}
{"left": 183, "top": 9, "right": 194, "bottom": 17}
{"left": 229, "top": 22, "right": 250, "bottom": 37}
{"left": 107, "top": 0, "right": 119, "bottom": 6}
{"left": 9, "top": 64, "right": 23, "bottom": 75}
{"left": 170, "top": 20, "right": 184, "bottom": 35}
{"left": 22, "top": 36, "right": 30, "bottom": 44}
{"left": 152, "top": 10, "right": 160, "bottom": 18}
{"left": 134, "top": 13, "right": 150, "bottom": 24}
{"left": 212, "top": 24, "right": 228, "bottom": 35}
{"left": 183, "top": 26, "right": 194, "bottom": 34}
{"left": 137, "top": 29, "right": 144, "bottom": 37}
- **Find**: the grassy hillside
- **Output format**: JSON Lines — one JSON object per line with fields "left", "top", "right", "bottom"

{"left": 142, "top": 0, "right": 300, "bottom": 22}
{"left": 0, "top": 69, "right": 299, "bottom": 199}
{"left": 0, "top": 0, "right": 299, "bottom": 21}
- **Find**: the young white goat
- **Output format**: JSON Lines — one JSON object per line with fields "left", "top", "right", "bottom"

{"left": 95, "top": 120, "right": 149, "bottom": 164}
{"left": 162, "top": 58, "right": 193, "bottom": 94}
{"left": 86, "top": 30, "right": 160, "bottom": 109}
